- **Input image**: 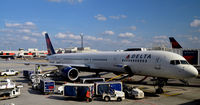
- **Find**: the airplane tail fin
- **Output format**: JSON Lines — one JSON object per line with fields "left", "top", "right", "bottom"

{"left": 45, "top": 33, "right": 56, "bottom": 55}
{"left": 169, "top": 37, "right": 182, "bottom": 48}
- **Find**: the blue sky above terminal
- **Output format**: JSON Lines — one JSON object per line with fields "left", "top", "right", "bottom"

{"left": 0, "top": 0, "right": 200, "bottom": 50}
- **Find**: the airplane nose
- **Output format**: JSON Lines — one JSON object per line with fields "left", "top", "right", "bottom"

{"left": 192, "top": 67, "right": 199, "bottom": 77}
{"left": 187, "top": 66, "right": 198, "bottom": 78}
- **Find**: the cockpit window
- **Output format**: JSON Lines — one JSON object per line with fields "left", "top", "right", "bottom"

{"left": 170, "top": 60, "right": 189, "bottom": 65}
{"left": 170, "top": 60, "right": 175, "bottom": 65}
{"left": 180, "top": 60, "right": 189, "bottom": 64}
{"left": 176, "top": 60, "right": 180, "bottom": 65}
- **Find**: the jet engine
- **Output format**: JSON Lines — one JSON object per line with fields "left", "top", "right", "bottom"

{"left": 61, "top": 67, "right": 79, "bottom": 81}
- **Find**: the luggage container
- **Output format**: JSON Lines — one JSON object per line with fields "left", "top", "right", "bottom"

{"left": 23, "top": 70, "right": 29, "bottom": 77}
{"left": 23, "top": 70, "right": 34, "bottom": 79}
{"left": 63, "top": 83, "right": 94, "bottom": 102}
{"left": 94, "top": 81, "right": 123, "bottom": 96}
{"left": 39, "top": 79, "right": 55, "bottom": 94}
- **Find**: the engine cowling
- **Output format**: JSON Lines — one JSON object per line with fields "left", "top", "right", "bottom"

{"left": 61, "top": 67, "right": 79, "bottom": 81}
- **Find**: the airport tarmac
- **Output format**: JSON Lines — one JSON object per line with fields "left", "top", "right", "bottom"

{"left": 0, "top": 59, "right": 200, "bottom": 105}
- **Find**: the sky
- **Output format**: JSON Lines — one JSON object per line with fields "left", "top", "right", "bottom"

{"left": 0, "top": 0, "right": 200, "bottom": 51}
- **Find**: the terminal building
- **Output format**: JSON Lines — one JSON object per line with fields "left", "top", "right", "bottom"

{"left": 0, "top": 48, "right": 48, "bottom": 59}
{"left": 0, "top": 47, "right": 98, "bottom": 59}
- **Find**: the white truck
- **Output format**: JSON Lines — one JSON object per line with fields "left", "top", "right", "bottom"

{"left": 124, "top": 88, "right": 144, "bottom": 99}
{"left": 102, "top": 89, "right": 125, "bottom": 102}
{"left": 123, "top": 85, "right": 144, "bottom": 99}
{"left": 0, "top": 69, "right": 19, "bottom": 76}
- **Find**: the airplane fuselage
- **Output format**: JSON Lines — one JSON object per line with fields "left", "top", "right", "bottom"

{"left": 47, "top": 50, "right": 198, "bottom": 79}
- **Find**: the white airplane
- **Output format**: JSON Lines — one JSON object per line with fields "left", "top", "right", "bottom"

{"left": 7, "top": 33, "right": 199, "bottom": 93}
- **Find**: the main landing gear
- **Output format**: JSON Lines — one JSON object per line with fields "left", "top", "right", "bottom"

{"left": 154, "top": 78, "right": 168, "bottom": 94}
{"left": 95, "top": 72, "right": 100, "bottom": 77}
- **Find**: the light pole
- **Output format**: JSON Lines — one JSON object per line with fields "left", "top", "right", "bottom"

{"left": 80, "top": 33, "right": 84, "bottom": 50}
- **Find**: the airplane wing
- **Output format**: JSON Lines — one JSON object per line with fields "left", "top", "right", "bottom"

{"left": 0, "top": 60, "right": 88, "bottom": 68}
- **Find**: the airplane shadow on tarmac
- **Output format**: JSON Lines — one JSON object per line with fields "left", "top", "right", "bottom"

{"left": 48, "top": 95, "right": 94, "bottom": 102}
{"left": 179, "top": 99, "right": 200, "bottom": 105}
{"left": 28, "top": 88, "right": 44, "bottom": 95}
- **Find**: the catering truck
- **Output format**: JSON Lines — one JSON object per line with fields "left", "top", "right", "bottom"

{"left": 63, "top": 83, "right": 94, "bottom": 102}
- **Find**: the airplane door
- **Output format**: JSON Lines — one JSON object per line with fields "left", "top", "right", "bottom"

{"left": 155, "top": 57, "right": 161, "bottom": 70}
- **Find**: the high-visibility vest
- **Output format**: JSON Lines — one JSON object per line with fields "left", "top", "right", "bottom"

{"left": 86, "top": 90, "right": 90, "bottom": 98}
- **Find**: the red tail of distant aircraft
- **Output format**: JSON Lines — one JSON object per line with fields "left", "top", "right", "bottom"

{"left": 169, "top": 37, "right": 182, "bottom": 49}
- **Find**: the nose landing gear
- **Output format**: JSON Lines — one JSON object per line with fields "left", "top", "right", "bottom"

{"left": 154, "top": 78, "right": 168, "bottom": 94}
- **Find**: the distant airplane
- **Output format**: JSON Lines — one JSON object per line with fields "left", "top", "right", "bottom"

{"left": 6, "top": 33, "right": 199, "bottom": 93}
{"left": 169, "top": 37, "right": 199, "bottom": 65}
{"left": 169, "top": 37, "right": 182, "bottom": 48}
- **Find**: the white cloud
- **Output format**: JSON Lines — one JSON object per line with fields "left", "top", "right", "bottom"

{"left": 55, "top": 32, "right": 67, "bottom": 39}
{"left": 109, "top": 16, "right": 120, "bottom": 20}
{"left": 198, "top": 29, "right": 200, "bottom": 32}
{"left": 48, "top": 0, "right": 61, "bottom": 2}
{"left": 5, "top": 23, "right": 21, "bottom": 27}
{"left": 17, "top": 29, "right": 31, "bottom": 33}
{"left": 0, "top": 28, "right": 14, "bottom": 33}
{"left": 152, "top": 35, "right": 169, "bottom": 47}
{"left": 94, "top": 14, "right": 107, "bottom": 21}
{"left": 42, "top": 31, "right": 47, "bottom": 36}
{"left": 85, "top": 36, "right": 103, "bottom": 41}
{"left": 103, "top": 30, "right": 114, "bottom": 35}
{"left": 5, "top": 21, "right": 35, "bottom": 29}
{"left": 22, "top": 36, "right": 37, "bottom": 42}
{"left": 48, "top": 0, "right": 83, "bottom": 3}
{"left": 32, "top": 32, "right": 42, "bottom": 36}
{"left": 22, "top": 36, "right": 30, "bottom": 40}
{"left": 190, "top": 19, "right": 200, "bottom": 27}
{"left": 153, "top": 35, "right": 168, "bottom": 39}
{"left": 188, "top": 36, "right": 200, "bottom": 43}
{"left": 25, "top": 22, "right": 35, "bottom": 26}
{"left": 31, "top": 38, "right": 38, "bottom": 42}
{"left": 109, "top": 15, "right": 127, "bottom": 20}
{"left": 120, "top": 15, "right": 127, "bottom": 18}
{"left": 121, "top": 40, "right": 131, "bottom": 44}
{"left": 137, "top": 19, "right": 146, "bottom": 24}
{"left": 55, "top": 32, "right": 80, "bottom": 39}
{"left": 130, "top": 26, "right": 136, "bottom": 30}
{"left": 68, "top": 34, "right": 80, "bottom": 39}
{"left": 118, "top": 32, "right": 135, "bottom": 38}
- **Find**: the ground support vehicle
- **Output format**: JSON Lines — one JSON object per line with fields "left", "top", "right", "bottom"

{"left": 0, "top": 69, "right": 19, "bottom": 76}
{"left": 38, "top": 79, "right": 55, "bottom": 94}
{"left": 0, "top": 79, "right": 23, "bottom": 100}
{"left": 102, "top": 89, "right": 125, "bottom": 102}
{"left": 63, "top": 83, "right": 94, "bottom": 102}
{"left": 95, "top": 81, "right": 123, "bottom": 96}
{"left": 23, "top": 70, "right": 34, "bottom": 79}
{"left": 124, "top": 87, "right": 144, "bottom": 99}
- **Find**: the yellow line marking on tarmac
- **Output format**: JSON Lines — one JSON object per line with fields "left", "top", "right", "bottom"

{"left": 163, "top": 92, "right": 182, "bottom": 97}
{"left": 106, "top": 74, "right": 123, "bottom": 82}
